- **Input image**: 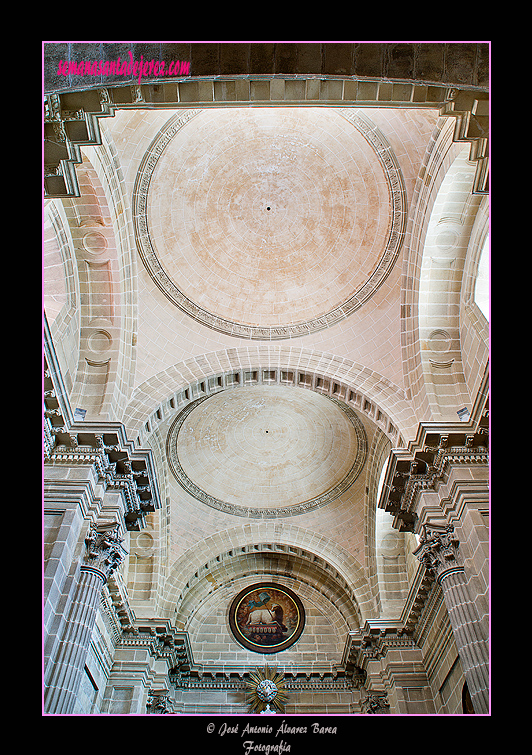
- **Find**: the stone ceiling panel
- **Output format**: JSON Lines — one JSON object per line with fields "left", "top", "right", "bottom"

{"left": 166, "top": 385, "right": 367, "bottom": 518}
{"left": 136, "top": 107, "right": 406, "bottom": 340}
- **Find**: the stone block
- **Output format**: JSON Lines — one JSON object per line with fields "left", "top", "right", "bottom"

{"left": 250, "top": 43, "right": 276, "bottom": 75}
{"left": 354, "top": 44, "right": 384, "bottom": 77}
{"left": 416, "top": 44, "right": 445, "bottom": 83}
{"left": 444, "top": 43, "right": 477, "bottom": 86}
{"left": 294, "top": 43, "right": 322, "bottom": 74}
{"left": 190, "top": 44, "right": 220, "bottom": 76}
{"left": 275, "top": 44, "right": 299, "bottom": 74}
{"left": 250, "top": 80, "right": 270, "bottom": 101}
{"left": 356, "top": 80, "right": 379, "bottom": 101}
{"left": 220, "top": 44, "right": 250, "bottom": 75}
{"left": 322, "top": 44, "right": 354, "bottom": 75}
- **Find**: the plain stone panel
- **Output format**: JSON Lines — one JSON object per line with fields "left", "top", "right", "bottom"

{"left": 416, "top": 44, "right": 445, "bottom": 83}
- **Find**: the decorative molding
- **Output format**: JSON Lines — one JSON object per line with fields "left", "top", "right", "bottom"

{"left": 139, "top": 364, "right": 402, "bottom": 449}
{"left": 378, "top": 411, "right": 489, "bottom": 533}
{"left": 43, "top": 73, "right": 488, "bottom": 199}
{"left": 82, "top": 522, "right": 127, "bottom": 583}
{"left": 133, "top": 109, "right": 406, "bottom": 340}
{"left": 399, "top": 564, "right": 437, "bottom": 636}
{"left": 361, "top": 691, "right": 390, "bottom": 714}
{"left": 146, "top": 690, "right": 173, "bottom": 714}
{"left": 343, "top": 625, "right": 417, "bottom": 674}
{"left": 118, "top": 623, "right": 366, "bottom": 692}
{"left": 413, "top": 523, "right": 463, "bottom": 585}
{"left": 44, "top": 324, "right": 161, "bottom": 531}
{"left": 46, "top": 431, "right": 159, "bottom": 531}
{"left": 166, "top": 392, "right": 367, "bottom": 518}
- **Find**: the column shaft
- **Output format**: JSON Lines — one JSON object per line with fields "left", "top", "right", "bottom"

{"left": 43, "top": 568, "right": 105, "bottom": 714}
{"left": 439, "top": 569, "right": 489, "bottom": 713}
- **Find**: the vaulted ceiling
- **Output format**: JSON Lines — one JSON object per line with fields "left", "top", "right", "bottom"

{"left": 43, "top": 43, "right": 489, "bottom": 663}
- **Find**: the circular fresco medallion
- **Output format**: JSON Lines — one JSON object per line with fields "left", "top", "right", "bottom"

{"left": 229, "top": 583, "right": 305, "bottom": 654}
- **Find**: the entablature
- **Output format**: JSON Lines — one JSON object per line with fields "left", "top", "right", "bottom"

{"left": 377, "top": 371, "right": 488, "bottom": 532}
{"left": 44, "top": 75, "right": 488, "bottom": 199}
{"left": 44, "top": 318, "right": 161, "bottom": 531}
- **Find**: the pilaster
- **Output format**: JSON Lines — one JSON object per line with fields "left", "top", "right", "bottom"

{"left": 377, "top": 387, "right": 489, "bottom": 713}
{"left": 414, "top": 524, "right": 488, "bottom": 713}
{"left": 100, "top": 621, "right": 190, "bottom": 714}
{"left": 43, "top": 522, "right": 127, "bottom": 714}
{"left": 343, "top": 624, "right": 436, "bottom": 714}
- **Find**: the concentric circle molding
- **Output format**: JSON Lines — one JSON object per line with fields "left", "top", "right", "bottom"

{"left": 134, "top": 108, "right": 406, "bottom": 340}
{"left": 166, "top": 386, "right": 367, "bottom": 518}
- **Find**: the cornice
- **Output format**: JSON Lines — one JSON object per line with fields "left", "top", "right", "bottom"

{"left": 115, "top": 621, "right": 366, "bottom": 692}
{"left": 377, "top": 374, "right": 488, "bottom": 533}
{"left": 44, "top": 318, "right": 162, "bottom": 532}
{"left": 342, "top": 624, "right": 418, "bottom": 674}
{"left": 43, "top": 77, "right": 488, "bottom": 199}
{"left": 399, "top": 563, "right": 437, "bottom": 635}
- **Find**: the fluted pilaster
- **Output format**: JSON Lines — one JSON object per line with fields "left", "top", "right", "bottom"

{"left": 43, "top": 522, "right": 126, "bottom": 714}
{"left": 414, "top": 524, "right": 489, "bottom": 713}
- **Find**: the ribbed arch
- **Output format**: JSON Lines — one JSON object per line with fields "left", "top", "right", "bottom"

{"left": 43, "top": 200, "right": 80, "bottom": 393}
{"left": 460, "top": 194, "right": 489, "bottom": 400}
{"left": 157, "top": 522, "right": 377, "bottom": 624}
{"left": 59, "top": 135, "right": 138, "bottom": 421}
{"left": 418, "top": 147, "right": 482, "bottom": 420}
{"left": 121, "top": 346, "right": 418, "bottom": 446}
{"left": 401, "top": 116, "right": 485, "bottom": 422}
{"left": 174, "top": 547, "right": 362, "bottom": 633}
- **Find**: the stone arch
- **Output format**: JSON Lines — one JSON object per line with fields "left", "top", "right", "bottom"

{"left": 375, "top": 507, "right": 409, "bottom": 617}
{"left": 43, "top": 200, "right": 80, "bottom": 394}
{"left": 460, "top": 194, "right": 489, "bottom": 401}
{"left": 364, "top": 426, "right": 393, "bottom": 615}
{"left": 61, "top": 137, "right": 138, "bottom": 421}
{"left": 175, "top": 546, "right": 361, "bottom": 634}
{"left": 122, "top": 346, "right": 418, "bottom": 445}
{"left": 401, "top": 116, "right": 485, "bottom": 422}
{"left": 157, "top": 522, "right": 377, "bottom": 624}
{"left": 418, "top": 147, "right": 483, "bottom": 421}
{"left": 186, "top": 571, "right": 353, "bottom": 666}
{"left": 401, "top": 116, "right": 455, "bottom": 421}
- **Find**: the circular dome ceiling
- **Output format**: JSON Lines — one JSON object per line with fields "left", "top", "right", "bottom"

{"left": 135, "top": 108, "right": 406, "bottom": 339}
{"left": 166, "top": 385, "right": 367, "bottom": 518}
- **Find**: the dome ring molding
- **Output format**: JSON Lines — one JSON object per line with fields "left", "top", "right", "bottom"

{"left": 133, "top": 108, "right": 407, "bottom": 341}
{"left": 166, "top": 390, "right": 368, "bottom": 519}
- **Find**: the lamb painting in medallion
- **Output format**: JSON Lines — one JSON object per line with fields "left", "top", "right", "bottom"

{"left": 247, "top": 607, "right": 275, "bottom": 625}
{"left": 247, "top": 603, "right": 287, "bottom": 632}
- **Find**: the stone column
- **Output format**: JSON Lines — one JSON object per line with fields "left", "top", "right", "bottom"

{"left": 43, "top": 522, "right": 127, "bottom": 715}
{"left": 414, "top": 524, "right": 489, "bottom": 714}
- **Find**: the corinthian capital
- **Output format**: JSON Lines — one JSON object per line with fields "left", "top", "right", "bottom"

{"left": 361, "top": 691, "right": 390, "bottom": 714}
{"left": 82, "top": 522, "right": 127, "bottom": 582}
{"left": 414, "top": 524, "right": 461, "bottom": 580}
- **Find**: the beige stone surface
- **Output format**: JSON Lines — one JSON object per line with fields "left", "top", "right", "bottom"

{"left": 44, "top": 71, "right": 489, "bottom": 714}
{"left": 172, "top": 385, "right": 361, "bottom": 509}
{"left": 148, "top": 108, "right": 390, "bottom": 329}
